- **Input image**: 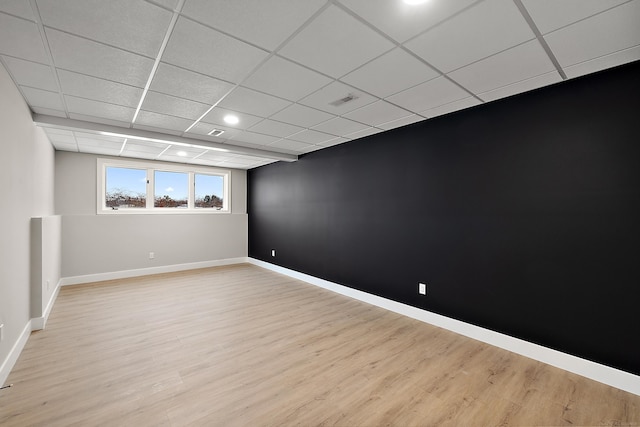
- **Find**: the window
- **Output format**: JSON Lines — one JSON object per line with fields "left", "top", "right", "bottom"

{"left": 97, "top": 159, "right": 230, "bottom": 214}
{"left": 195, "top": 174, "right": 224, "bottom": 209}
{"left": 154, "top": 171, "right": 188, "bottom": 208}
{"left": 105, "top": 167, "right": 147, "bottom": 209}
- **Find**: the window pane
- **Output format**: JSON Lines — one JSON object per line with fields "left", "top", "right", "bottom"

{"left": 195, "top": 174, "right": 224, "bottom": 209}
{"left": 154, "top": 171, "right": 188, "bottom": 208}
{"left": 105, "top": 167, "right": 146, "bottom": 209}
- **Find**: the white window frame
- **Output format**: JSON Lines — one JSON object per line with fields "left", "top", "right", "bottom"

{"left": 97, "top": 158, "right": 231, "bottom": 214}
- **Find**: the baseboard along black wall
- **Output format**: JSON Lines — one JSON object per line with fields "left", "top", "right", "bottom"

{"left": 247, "top": 60, "right": 640, "bottom": 376}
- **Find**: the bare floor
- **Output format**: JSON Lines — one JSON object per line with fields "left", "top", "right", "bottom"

{"left": 0, "top": 264, "right": 638, "bottom": 426}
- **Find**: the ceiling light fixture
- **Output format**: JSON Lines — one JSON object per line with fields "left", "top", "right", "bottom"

{"left": 223, "top": 115, "right": 239, "bottom": 125}
{"left": 176, "top": 151, "right": 188, "bottom": 157}
{"left": 403, "top": 0, "right": 429, "bottom": 5}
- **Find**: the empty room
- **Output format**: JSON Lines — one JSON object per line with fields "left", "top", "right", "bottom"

{"left": 1, "top": 0, "right": 639, "bottom": 425}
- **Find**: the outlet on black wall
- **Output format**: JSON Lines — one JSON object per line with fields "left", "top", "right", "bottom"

{"left": 248, "top": 60, "right": 640, "bottom": 376}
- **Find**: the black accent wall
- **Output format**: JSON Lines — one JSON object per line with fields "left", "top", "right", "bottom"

{"left": 248, "top": 61, "right": 640, "bottom": 376}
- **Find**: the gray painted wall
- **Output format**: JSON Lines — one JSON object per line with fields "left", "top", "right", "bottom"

{"left": 0, "top": 62, "right": 56, "bottom": 374}
{"left": 30, "top": 216, "right": 61, "bottom": 320}
{"left": 55, "top": 152, "right": 249, "bottom": 277}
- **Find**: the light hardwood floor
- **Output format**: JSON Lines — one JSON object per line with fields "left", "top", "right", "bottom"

{"left": 0, "top": 264, "right": 638, "bottom": 426}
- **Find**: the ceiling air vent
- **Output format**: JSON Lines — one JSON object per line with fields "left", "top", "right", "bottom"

{"left": 208, "top": 129, "right": 225, "bottom": 137}
{"left": 329, "top": 93, "right": 358, "bottom": 107}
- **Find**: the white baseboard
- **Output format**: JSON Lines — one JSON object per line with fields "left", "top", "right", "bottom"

{"left": 31, "top": 278, "right": 62, "bottom": 331}
{"left": 248, "top": 258, "right": 640, "bottom": 397}
{"left": 0, "top": 320, "right": 32, "bottom": 387}
{"left": 60, "top": 257, "right": 249, "bottom": 286}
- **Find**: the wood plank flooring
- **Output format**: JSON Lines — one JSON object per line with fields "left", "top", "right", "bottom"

{"left": 0, "top": 263, "right": 638, "bottom": 426}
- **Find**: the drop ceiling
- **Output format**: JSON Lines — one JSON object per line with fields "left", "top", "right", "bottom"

{"left": 1, "top": 0, "right": 639, "bottom": 169}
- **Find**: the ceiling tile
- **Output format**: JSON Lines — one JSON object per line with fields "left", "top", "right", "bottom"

{"left": 279, "top": 4, "right": 395, "bottom": 78}
{"left": 344, "top": 127, "right": 381, "bottom": 140}
{"left": 563, "top": 45, "right": 640, "bottom": 79}
{"left": 299, "top": 81, "right": 377, "bottom": 115}
{"left": 243, "top": 56, "right": 332, "bottom": 101}
{"left": 74, "top": 130, "right": 125, "bottom": 143}
{"left": 0, "top": 13, "right": 48, "bottom": 63}
{"left": 150, "top": 62, "right": 234, "bottom": 105}
{"left": 420, "top": 97, "right": 482, "bottom": 119}
{"left": 447, "top": 40, "right": 556, "bottom": 94}
{"left": 58, "top": 70, "right": 143, "bottom": 108}
{"left": 218, "top": 87, "right": 291, "bottom": 117}
{"left": 0, "top": 1, "right": 36, "bottom": 20}
{"left": 338, "top": 0, "right": 478, "bottom": 43}
{"left": 287, "top": 129, "right": 335, "bottom": 144}
{"left": 197, "top": 151, "right": 232, "bottom": 162}
{"left": 405, "top": 0, "right": 534, "bottom": 73}
{"left": 478, "top": 71, "right": 562, "bottom": 102}
{"left": 544, "top": 1, "right": 640, "bottom": 68}
{"left": 162, "top": 16, "right": 268, "bottom": 83}
{"left": 46, "top": 28, "right": 153, "bottom": 87}
{"left": 268, "top": 139, "right": 313, "bottom": 153}
{"left": 141, "top": 91, "right": 210, "bottom": 120}
{"left": 343, "top": 100, "right": 411, "bottom": 127}
{"left": 377, "top": 115, "right": 424, "bottom": 131}
{"left": 122, "top": 140, "right": 167, "bottom": 154}
{"left": 44, "top": 127, "right": 73, "bottom": 136}
{"left": 78, "top": 147, "right": 123, "bottom": 156}
{"left": 121, "top": 142, "right": 167, "bottom": 159}
{"left": 75, "top": 136, "right": 122, "bottom": 149}
{"left": 317, "top": 136, "right": 350, "bottom": 148}
{"left": 36, "top": 0, "right": 172, "bottom": 57}
{"left": 134, "top": 111, "right": 193, "bottom": 132}
{"left": 147, "top": 0, "right": 179, "bottom": 11}
{"left": 248, "top": 119, "right": 305, "bottom": 138}
{"left": 270, "top": 103, "right": 335, "bottom": 128}
{"left": 1, "top": 56, "right": 57, "bottom": 91}
{"left": 229, "top": 131, "right": 280, "bottom": 146}
{"left": 387, "top": 77, "right": 470, "bottom": 113}
{"left": 521, "top": 0, "right": 629, "bottom": 34}
{"left": 20, "top": 86, "right": 64, "bottom": 110}
{"left": 50, "top": 141, "right": 78, "bottom": 152}
{"left": 312, "top": 117, "right": 369, "bottom": 136}
{"left": 159, "top": 146, "right": 206, "bottom": 159}
{"left": 65, "top": 95, "right": 135, "bottom": 122}
{"left": 182, "top": 0, "right": 326, "bottom": 51}
{"left": 340, "top": 48, "right": 439, "bottom": 98}
{"left": 202, "top": 108, "right": 263, "bottom": 130}
{"left": 44, "top": 129, "right": 75, "bottom": 144}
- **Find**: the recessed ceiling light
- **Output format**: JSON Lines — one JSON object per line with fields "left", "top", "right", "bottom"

{"left": 223, "top": 114, "right": 239, "bottom": 125}
{"left": 176, "top": 151, "right": 187, "bottom": 157}
{"left": 403, "top": 0, "right": 429, "bottom": 5}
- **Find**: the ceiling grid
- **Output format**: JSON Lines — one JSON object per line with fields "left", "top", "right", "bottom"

{"left": 0, "top": 0, "right": 637, "bottom": 169}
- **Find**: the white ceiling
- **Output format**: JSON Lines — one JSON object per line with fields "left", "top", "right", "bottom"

{"left": 1, "top": 0, "right": 639, "bottom": 169}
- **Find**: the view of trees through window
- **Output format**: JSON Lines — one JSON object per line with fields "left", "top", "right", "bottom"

{"left": 154, "top": 170, "right": 188, "bottom": 208}
{"left": 105, "top": 167, "right": 146, "bottom": 209}
{"left": 195, "top": 174, "right": 224, "bottom": 209}
{"left": 103, "top": 165, "right": 227, "bottom": 211}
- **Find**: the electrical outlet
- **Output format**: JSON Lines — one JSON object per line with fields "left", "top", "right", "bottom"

{"left": 271, "top": 249, "right": 276, "bottom": 257}
{"left": 418, "top": 283, "right": 427, "bottom": 295}
{"left": 149, "top": 252, "right": 155, "bottom": 259}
